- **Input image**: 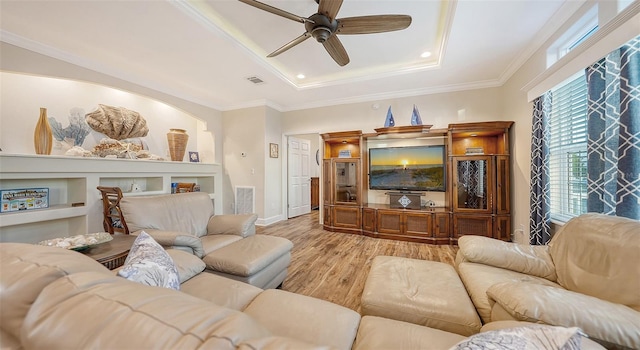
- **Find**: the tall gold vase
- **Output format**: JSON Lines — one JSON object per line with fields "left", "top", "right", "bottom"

{"left": 34, "top": 107, "right": 53, "bottom": 155}
{"left": 167, "top": 128, "right": 188, "bottom": 161}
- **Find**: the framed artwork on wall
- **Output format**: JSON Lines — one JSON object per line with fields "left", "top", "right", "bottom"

{"left": 189, "top": 151, "right": 200, "bottom": 163}
{"left": 269, "top": 143, "right": 279, "bottom": 158}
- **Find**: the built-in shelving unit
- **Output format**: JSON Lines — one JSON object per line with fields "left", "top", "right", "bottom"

{"left": 0, "top": 154, "right": 222, "bottom": 243}
{"left": 320, "top": 121, "right": 513, "bottom": 244}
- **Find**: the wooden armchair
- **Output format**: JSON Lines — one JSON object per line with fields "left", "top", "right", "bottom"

{"left": 97, "top": 186, "right": 130, "bottom": 234}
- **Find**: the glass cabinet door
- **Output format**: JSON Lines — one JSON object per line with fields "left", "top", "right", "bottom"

{"left": 334, "top": 160, "right": 360, "bottom": 205}
{"left": 453, "top": 156, "right": 493, "bottom": 213}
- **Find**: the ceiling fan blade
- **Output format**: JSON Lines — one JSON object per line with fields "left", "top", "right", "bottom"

{"left": 267, "top": 32, "right": 312, "bottom": 57}
{"left": 238, "top": 0, "right": 310, "bottom": 24}
{"left": 323, "top": 35, "right": 349, "bottom": 66}
{"left": 318, "top": 0, "right": 343, "bottom": 22}
{"left": 337, "top": 15, "right": 412, "bottom": 35}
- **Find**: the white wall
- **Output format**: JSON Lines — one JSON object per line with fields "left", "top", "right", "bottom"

{"left": 222, "top": 106, "right": 268, "bottom": 219}
{"left": 264, "top": 107, "right": 283, "bottom": 223}
{"left": 281, "top": 88, "right": 505, "bottom": 136}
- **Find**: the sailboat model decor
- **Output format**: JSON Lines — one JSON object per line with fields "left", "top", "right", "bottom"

{"left": 411, "top": 105, "right": 423, "bottom": 126}
{"left": 384, "top": 106, "right": 395, "bottom": 127}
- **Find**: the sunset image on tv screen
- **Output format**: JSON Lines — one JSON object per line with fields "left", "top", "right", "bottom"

{"left": 369, "top": 146, "right": 445, "bottom": 191}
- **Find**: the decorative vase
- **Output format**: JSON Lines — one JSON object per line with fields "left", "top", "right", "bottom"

{"left": 34, "top": 107, "right": 53, "bottom": 155}
{"left": 167, "top": 128, "right": 188, "bottom": 161}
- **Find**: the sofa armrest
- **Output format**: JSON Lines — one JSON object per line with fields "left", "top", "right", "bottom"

{"left": 207, "top": 214, "right": 258, "bottom": 238}
{"left": 487, "top": 281, "right": 640, "bottom": 349}
{"left": 133, "top": 229, "right": 205, "bottom": 258}
{"left": 458, "top": 236, "right": 557, "bottom": 281}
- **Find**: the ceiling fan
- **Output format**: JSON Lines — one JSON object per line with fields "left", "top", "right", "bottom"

{"left": 238, "top": 0, "right": 412, "bottom": 66}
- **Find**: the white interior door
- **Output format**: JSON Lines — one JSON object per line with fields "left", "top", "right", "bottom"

{"left": 288, "top": 136, "right": 311, "bottom": 218}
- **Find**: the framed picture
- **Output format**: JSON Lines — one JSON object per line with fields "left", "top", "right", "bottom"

{"left": 269, "top": 143, "right": 279, "bottom": 158}
{"left": 338, "top": 149, "right": 351, "bottom": 158}
{"left": 188, "top": 151, "right": 200, "bottom": 163}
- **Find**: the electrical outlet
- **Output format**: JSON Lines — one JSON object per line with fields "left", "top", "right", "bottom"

{"left": 130, "top": 181, "right": 141, "bottom": 192}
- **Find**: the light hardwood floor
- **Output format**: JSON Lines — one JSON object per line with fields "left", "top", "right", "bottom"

{"left": 257, "top": 210, "right": 458, "bottom": 312}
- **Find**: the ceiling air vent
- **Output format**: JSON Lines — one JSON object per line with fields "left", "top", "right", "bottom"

{"left": 246, "top": 76, "right": 265, "bottom": 85}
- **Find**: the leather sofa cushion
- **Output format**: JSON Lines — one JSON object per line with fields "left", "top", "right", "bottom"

{"left": 549, "top": 213, "right": 640, "bottom": 310}
{"left": 208, "top": 254, "right": 290, "bottom": 289}
{"left": 458, "top": 235, "right": 557, "bottom": 281}
{"left": 203, "top": 235, "right": 293, "bottom": 276}
{"left": 201, "top": 234, "right": 243, "bottom": 255}
{"left": 22, "top": 271, "right": 273, "bottom": 349}
{"left": 361, "top": 256, "right": 481, "bottom": 336}
{"left": 237, "top": 336, "right": 332, "bottom": 350}
{"left": 353, "top": 316, "right": 465, "bottom": 350}
{"left": 487, "top": 281, "right": 640, "bottom": 349}
{"left": 208, "top": 213, "right": 258, "bottom": 238}
{"left": 166, "top": 248, "right": 206, "bottom": 283}
{"left": 0, "top": 243, "right": 110, "bottom": 342}
{"left": 180, "top": 272, "right": 262, "bottom": 310}
{"left": 457, "top": 262, "right": 561, "bottom": 323}
{"left": 244, "top": 289, "right": 361, "bottom": 350}
{"left": 121, "top": 192, "right": 214, "bottom": 237}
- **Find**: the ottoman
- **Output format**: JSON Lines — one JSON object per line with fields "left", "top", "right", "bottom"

{"left": 361, "top": 256, "right": 481, "bottom": 336}
{"left": 202, "top": 235, "right": 293, "bottom": 289}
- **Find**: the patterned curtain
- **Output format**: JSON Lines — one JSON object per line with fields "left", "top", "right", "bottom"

{"left": 585, "top": 35, "right": 640, "bottom": 220}
{"left": 529, "top": 93, "right": 552, "bottom": 245}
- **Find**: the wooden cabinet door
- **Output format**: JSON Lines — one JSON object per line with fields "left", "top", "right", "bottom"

{"left": 376, "top": 210, "right": 403, "bottom": 235}
{"left": 452, "top": 214, "right": 492, "bottom": 238}
{"left": 404, "top": 212, "right": 431, "bottom": 237}
{"left": 333, "top": 159, "right": 360, "bottom": 206}
{"left": 452, "top": 156, "right": 494, "bottom": 214}
{"left": 362, "top": 207, "right": 376, "bottom": 234}
{"left": 495, "top": 155, "right": 510, "bottom": 214}
{"left": 494, "top": 215, "right": 511, "bottom": 241}
{"left": 433, "top": 213, "right": 450, "bottom": 239}
{"left": 323, "top": 159, "right": 332, "bottom": 205}
{"left": 310, "top": 177, "right": 319, "bottom": 210}
{"left": 332, "top": 206, "right": 361, "bottom": 233}
{"left": 323, "top": 205, "right": 332, "bottom": 227}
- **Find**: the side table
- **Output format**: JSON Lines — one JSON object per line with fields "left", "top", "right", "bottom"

{"left": 82, "top": 235, "right": 137, "bottom": 270}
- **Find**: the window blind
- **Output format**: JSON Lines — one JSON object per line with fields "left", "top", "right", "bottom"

{"left": 548, "top": 74, "right": 588, "bottom": 222}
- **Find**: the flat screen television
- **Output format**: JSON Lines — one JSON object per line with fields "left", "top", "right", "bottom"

{"left": 369, "top": 145, "right": 446, "bottom": 192}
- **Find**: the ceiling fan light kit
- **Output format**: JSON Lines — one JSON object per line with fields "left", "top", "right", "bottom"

{"left": 238, "top": 0, "right": 412, "bottom": 66}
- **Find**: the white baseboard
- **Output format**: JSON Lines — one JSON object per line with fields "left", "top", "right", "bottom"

{"left": 256, "top": 214, "right": 286, "bottom": 226}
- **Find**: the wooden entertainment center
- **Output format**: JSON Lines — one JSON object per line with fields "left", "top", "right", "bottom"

{"left": 321, "top": 121, "right": 513, "bottom": 244}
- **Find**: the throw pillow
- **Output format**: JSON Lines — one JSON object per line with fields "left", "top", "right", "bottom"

{"left": 449, "top": 324, "right": 585, "bottom": 350}
{"left": 118, "top": 231, "right": 180, "bottom": 290}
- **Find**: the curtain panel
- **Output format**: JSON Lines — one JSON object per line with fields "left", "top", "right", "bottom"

{"left": 529, "top": 93, "right": 552, "bottom": 245}
{"left": 585, "top": 35, "right": 640, "bottom": 220}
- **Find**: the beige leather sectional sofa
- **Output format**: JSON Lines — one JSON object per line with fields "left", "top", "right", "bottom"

{"left": 119, "top": 192, "right": 293, "bottom": 289}
{"left": 456, "top": 213, "right": 640, "bottom": 349}
{"left": 0, "top": 242, "right": 606, "bottom": 349}
{"left": 1, "top": 212, "right": 635, "bottom": 349}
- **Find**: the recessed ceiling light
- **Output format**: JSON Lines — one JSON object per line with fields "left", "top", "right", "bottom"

{"left": 420, "top": 51, "right": 432, "bottom": 58}
{"left": 296, "top": 74, "right": 305, "bottom": 79}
